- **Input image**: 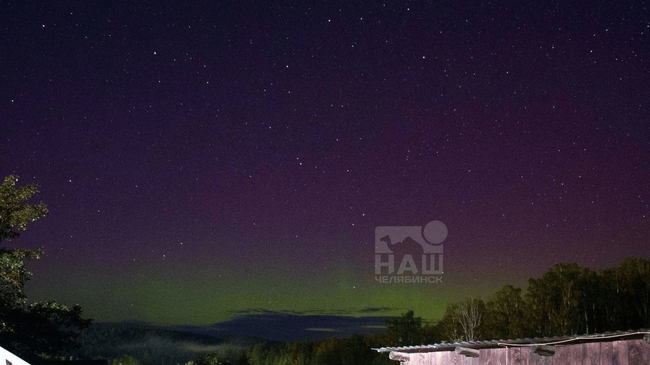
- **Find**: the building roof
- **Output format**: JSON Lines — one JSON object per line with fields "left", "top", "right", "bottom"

{"left": 374, "top": 329, "right": 650, "bottom": 353}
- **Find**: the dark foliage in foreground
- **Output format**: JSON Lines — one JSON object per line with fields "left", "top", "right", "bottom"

{"left": 0, "top": 176, "right": 91, "bottom": 362}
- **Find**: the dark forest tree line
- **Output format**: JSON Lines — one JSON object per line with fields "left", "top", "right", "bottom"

{"left": 433, "top": 258, "right": 650, "bottom": 342}
{"left": 237, "top": 257, "right": 650, "bottom": 365}
{"left": 244, "top": 334, "right": 386, "bottom": 365}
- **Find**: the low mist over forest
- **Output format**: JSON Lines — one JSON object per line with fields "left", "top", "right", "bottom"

{"left": 70, "top": 258, "right": 649, "bottom": 365}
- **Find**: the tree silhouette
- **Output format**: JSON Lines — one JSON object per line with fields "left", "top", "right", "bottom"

{"left": 0, "top": 175, "right": 90, "bottom": 361}
{"left": 383, "top": 310, "right": 422, "bottom": 346}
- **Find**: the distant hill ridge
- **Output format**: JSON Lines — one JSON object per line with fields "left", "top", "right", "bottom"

{"left": 76, "top": 314, "right": 388, "bottom": 365}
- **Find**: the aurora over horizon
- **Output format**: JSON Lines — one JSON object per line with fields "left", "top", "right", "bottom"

{"left": 2, "top": 1, "right": 649, "bottom": 336}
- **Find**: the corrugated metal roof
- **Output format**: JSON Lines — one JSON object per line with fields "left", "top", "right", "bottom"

{"left": 373, "top": 329, "right": 650, "bottom": 353}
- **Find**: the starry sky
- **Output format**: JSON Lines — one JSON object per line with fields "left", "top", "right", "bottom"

{"left": 2, "top": 1, "right": 650, "bottom": 334}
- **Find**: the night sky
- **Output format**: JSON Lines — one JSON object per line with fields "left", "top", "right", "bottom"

{"left": 2, "top": 1, "right": 650, "bottom": 334}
